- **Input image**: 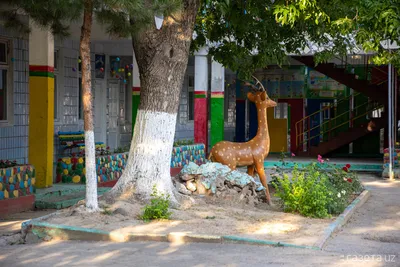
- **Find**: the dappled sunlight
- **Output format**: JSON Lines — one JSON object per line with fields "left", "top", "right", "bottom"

{"left": 363, "top": 180, "right": 400, "bottom": 188}
{"left": 348, "top": 223, "right": 400, "bottom": 235}
{"left": 54, "top": 255, "right": 78, "bottom": 267}
{"left": 110, "top": 220, "right": 183, "bottom": 235}
{"left": 37, "top": 239, "right": 65, "bottom": 247}
{"left": 253, "top": 222, "right": 300, "bottom": 235}
{"left": 91, "top": 251, "right": 121, "bottom": 262}
{"left": 0, "top": 220, "right": 22, "bottom": 231}
{"left": 21, "top": 251, "right": 63, "bottom": 264}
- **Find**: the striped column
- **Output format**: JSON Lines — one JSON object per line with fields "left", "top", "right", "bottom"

{"left": 210, "top": 60, "right": 224, "bottom": 147}
{"left": 131, "top": 54, "right": 140, "bottom": 135}
{"left": 194, "top": 48, "right": 208, "bottom": 149}
{"left": 28, "top": 24, "right": 54, "bottom": 188}
{"left": 235, "top": 77, "right": 246, "bottom": 142}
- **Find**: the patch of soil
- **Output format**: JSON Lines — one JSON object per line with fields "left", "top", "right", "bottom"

{"left": 46, "top": 195, "right": 334, "bottom": 247}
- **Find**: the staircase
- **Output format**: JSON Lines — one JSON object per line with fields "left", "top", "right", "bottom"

{"left": 295, "top": 95, "right": 386, "bottom": 156}
{"left": 292, "top": 56, "right": 388, "bottom": 105}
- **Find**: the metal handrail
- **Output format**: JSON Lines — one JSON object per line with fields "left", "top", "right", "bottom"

{"left": 295, "top": 92, "right": 360, "bottom": 147}
{"left": 296, "top": 100, "right": 383, "bottom": 150}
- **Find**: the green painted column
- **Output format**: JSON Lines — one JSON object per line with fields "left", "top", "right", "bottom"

{"left": 131, "top": 55, "right": 140, "bottom": 135}
{"left": 210, "top": 60, "right": 224, "bottom": 147}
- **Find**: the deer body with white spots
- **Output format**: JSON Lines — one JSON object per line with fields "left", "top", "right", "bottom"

{"left": 208, "top": 90, "right": 277, "bottom": 204}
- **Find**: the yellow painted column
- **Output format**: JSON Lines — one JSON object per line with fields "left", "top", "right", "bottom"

{"left": 28, "top": 24, "right": 54, "bottom": 188}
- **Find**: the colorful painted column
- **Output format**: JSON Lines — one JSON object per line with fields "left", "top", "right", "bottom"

{"left": 194, "top": 48, "right": 209, "bottom": 149}
{"left": 28, "top": 24, "right": 54, "bottom": 188}
{"left": 131, "top": 53, "right": 140, "bottom": 135}
{"left": 235, "top": 77, "right": 246, "bottom": 142}
{"left": 210, "top": 60, "right": 225, "bottom": 147}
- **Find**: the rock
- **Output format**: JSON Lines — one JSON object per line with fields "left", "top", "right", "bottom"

{"left": 181, "top": 162, "right": 199, "bottom": 174}
{"left": 113, "top": 207, "right": 129, "bottom": 216}
{"left": 195, "top": 179, "right": 208, "bottom": 195}
{"left": 186, "top": 180, "right": 197, "bottom": 192}
{"left": 181, "top": 173, "right": 196, "bottom": 181}
{"left": 175, "top": 182, "right": 192, "bottom": 195}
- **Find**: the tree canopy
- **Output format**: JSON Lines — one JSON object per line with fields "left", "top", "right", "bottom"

{"left": 193, "top": 0, "right": 400, "bottom": 78}
{"left": 3, "top": 0, "right": 399, "bottom": 77}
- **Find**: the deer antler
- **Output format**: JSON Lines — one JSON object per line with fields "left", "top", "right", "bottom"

{"left": 243, "top": 76, "right": 265, "bottom": 92}
{"left": 251, "top": 75, "right": 265, "bottom": 92}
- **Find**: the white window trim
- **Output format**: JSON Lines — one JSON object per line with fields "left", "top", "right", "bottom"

{"left": 0, "top": 37, "right": 14, "bottom": 127}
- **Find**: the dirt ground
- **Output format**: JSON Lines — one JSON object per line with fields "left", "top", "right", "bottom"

{"left": 46, "top": 192, "right": 334, "bottom": 247}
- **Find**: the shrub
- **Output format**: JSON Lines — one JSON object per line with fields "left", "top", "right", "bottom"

{"left": 272, "top": 157, "right": 363, "bottom": 218}
{"left": 141, "top": 185, "right": 172, "bottom": 222}
{"left": 273, "top": 164, "right": 333, "bottom": 218}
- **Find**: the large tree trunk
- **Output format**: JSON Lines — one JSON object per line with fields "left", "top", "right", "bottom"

{"left": 80, "top": 0, "right": 98, "bottom": 211}
{"left": 107, "top": 0, "right": 199, "bottom": 204}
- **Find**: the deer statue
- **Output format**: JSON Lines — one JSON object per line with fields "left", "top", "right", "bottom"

{"left": 208, "top": 76, "right": 277, "bottom": 205}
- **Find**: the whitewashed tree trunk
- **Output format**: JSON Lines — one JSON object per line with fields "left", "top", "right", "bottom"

{"left": 110, "top": 110, "right": 177, "bottom": 201}
{"left": 80, "top": 0, "right": 98, "bottom": 211}
{"left": 106, "top": 0, "right": 199, "bottom": 203}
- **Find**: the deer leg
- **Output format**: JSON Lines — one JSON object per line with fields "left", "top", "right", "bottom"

{"left": 247, "top": 165, "right": 255, "bottom": 176}
{"left": 255, "top": 162, "right": 272, "bottom": 205}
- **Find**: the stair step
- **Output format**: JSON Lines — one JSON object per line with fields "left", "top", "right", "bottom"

{"left": 35, "top": 187, "right": 110, "bottom": 210}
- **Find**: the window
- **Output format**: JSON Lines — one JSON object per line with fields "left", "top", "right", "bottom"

{"left": 321, "top": 102, "right": 331, "bottom": 120}
{"left": 0, "top": 69, "right": 7, "bottom": 120}
{"left": 124, "top": 83, "right": 130, "bottom": 123}
{"left": 188, "top": 75, "right": 194, "bottom": 121}
{"left": 0, "top": 39, "right": 12, "bottom": 124}
{"left": 78, "top": 78, "right": 83, "bottom": 120}
{"left": 274, "top": 102, "right": 288, "bottom": 119}
{"left": 54, "top": 50, "right": 59, "bottom": 119}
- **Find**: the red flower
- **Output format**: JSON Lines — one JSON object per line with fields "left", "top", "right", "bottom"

{"left": 106, "top": 146, "right": 110, "bottom": 150}
{"left": 342, "top": 167, "right": 348, "bottom": 172}
{"left": 346, "top": 164, "right": 351, "bottom": 169}
{"left": 347, "top": 178, "right": 352, "bottom": 183}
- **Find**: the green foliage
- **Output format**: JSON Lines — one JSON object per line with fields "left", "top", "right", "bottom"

{"left": 114, "top": 145, "right": 130, "bottom": 154}
{"left": 0, "top": 0, "right": 83, "bottom": 37}
{"left": 101, "top": 207, "right": 113, "bottom": 215}
{"left": 140, "top": 185, "right": 172, "bottom": 222}
{"left": 173, "top": 139, "right": 195, "bottom": 147}
{"left": 272, "top": 159, "right": 363, "bottom": 218}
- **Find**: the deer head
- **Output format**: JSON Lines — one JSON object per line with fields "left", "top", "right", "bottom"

{"left": 247, "top": 91, "right": 277, "bottom": 108}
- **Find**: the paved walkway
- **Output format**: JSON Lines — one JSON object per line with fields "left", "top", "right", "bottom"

{"left": 0, "top": 175, "right": 398, "bottom": 266}
{"left": 324, "top": 174, "right": 400, "bottom": 258}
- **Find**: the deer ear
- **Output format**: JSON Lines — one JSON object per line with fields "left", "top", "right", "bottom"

{"left": 247, "top": 92, "right": 255, "bottom": 102}
{"left": 260, "top": 91, "right": 267, "bottom": 101}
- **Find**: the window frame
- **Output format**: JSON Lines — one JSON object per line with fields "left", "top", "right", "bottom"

{"left": 187, "top": 75, "right": 194, "bottom": 121}
{"left": 0, "top": 38, "right": 13, "bottom": 127}
{"left": 53, "top": 49, "right": 59, "bottom": 121}
{"left": 274, "top": 102, "right": 288, "bottom": 119}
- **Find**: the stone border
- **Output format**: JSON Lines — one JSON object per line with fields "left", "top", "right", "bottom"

{"left": 313, "top": 189, "right": 371, "bottom": 249}
{"left": 22, "top": 190, "right": 370, "bottom": 250}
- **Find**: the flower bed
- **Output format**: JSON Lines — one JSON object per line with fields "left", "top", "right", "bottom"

{"left": 0, "top": 164, "right": 36, "bottom": 200}
{"left": 56, "top": 153, "right": 128, "bottom": 184}
{"left": 271, "top": 155, "right": 363, "bottom": 218}
{"left": 171, "top": 144, "right": 206, "bottom": 168}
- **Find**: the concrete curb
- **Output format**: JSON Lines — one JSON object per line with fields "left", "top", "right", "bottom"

{"left": 27, "top": 221, "right": 320, "bottom": 249}
{"left": 314, "top": 189, "right": 371, "bottom": 249}
{"left": 23, "top": 190, "right": 370, "bottom": 250}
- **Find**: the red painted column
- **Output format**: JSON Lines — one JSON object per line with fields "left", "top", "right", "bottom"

{"left": 194, "top": 91, "right": 208, "bottom": 147}
{"left": 194, "top": 48, "right": 209, "bottom": 150}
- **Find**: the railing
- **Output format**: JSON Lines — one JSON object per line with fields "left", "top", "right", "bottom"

{"left": 295, "top": 95, "right": 384, "bottom": 153}
{"left": 334, "top": 55, "right": 388, "bottom": 85}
